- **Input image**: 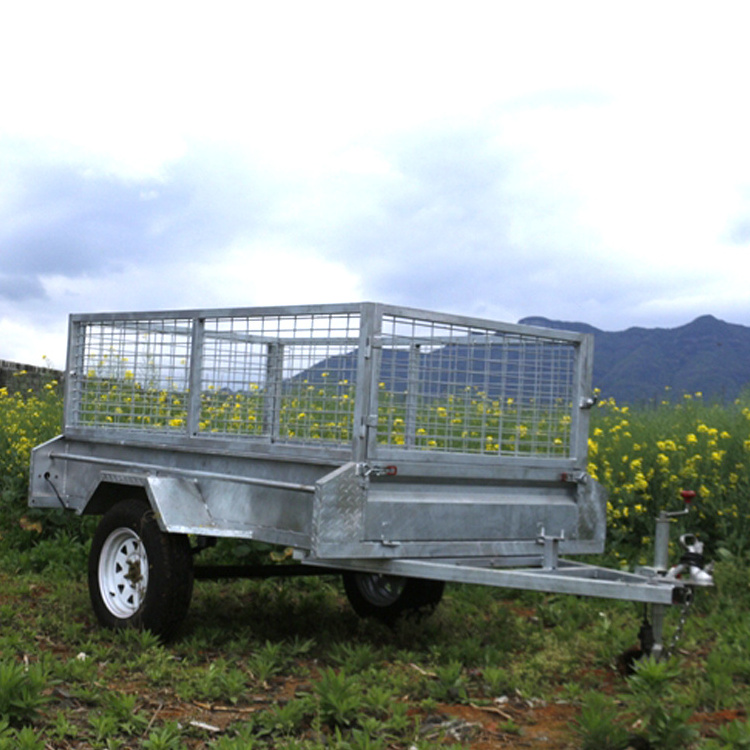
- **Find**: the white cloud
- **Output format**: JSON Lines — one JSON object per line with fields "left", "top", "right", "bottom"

{"left": 2, "top": 1, "right": 750, "bottom": 364}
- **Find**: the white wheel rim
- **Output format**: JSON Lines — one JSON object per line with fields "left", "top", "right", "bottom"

{"left": 98, "top": 527, "right": 149, "bottom": 618}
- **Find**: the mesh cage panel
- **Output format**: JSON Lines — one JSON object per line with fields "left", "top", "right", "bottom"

{"left": 73, "top": 317, "right": 193, "bottom": 431}
{"left": 198, "top": 312, "right": 360, "bottom": 443}
{"left": 375, "top": 314, "right": 577, "bottom": 457}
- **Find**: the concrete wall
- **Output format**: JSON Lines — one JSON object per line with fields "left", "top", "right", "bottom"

{"left": 0, "top": 360, "right": 64, "bottom": 394}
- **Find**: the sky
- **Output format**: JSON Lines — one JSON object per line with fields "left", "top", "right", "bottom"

{"left": 2, "top": 1, "right": 750, "bottom": 367}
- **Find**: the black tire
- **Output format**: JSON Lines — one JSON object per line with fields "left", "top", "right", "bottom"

{"left": 88, "top": 499, "right": 194, "bottom": 640}
{"left": 342, "top": 572, "right": 445, "bottom": 625}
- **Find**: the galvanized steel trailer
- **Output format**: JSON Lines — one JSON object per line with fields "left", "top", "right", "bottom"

{"left": 29, "top": 303, "right": 709, "bottom": 645}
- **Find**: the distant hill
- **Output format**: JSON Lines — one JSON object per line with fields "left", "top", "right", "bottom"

{"left": 520, "top": 315, "right": 750, "bottom": 403}
{"left": 288, "top": 314, "right": 750, "bottom": 405}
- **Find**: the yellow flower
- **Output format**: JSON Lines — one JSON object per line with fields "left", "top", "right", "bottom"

{"left": 657, "top": 439, "right": 677, "bottom": 451}
{"left": 633, "top": 472, "right": 648, "bottom": 492}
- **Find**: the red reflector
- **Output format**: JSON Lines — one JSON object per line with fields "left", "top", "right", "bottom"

{"left": 385, "top": 465, "right": 398, "bottom": 476}
{"left": 680, "top": 490, "right": 697, "bottom": 503}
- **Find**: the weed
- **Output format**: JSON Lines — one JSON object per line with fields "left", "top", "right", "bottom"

{"left": 101, "top": 692, "right": 150, "bottom": 735}
{"left": 209, "top": 723, "right": 257, "bottom": 749}
{"left": 49, "top": 710, "right": 79, "bottom": 742}
{"left": 113, "top": 626, "right": 164, "bottom": 652}
{"left": 255, "top": 698, "right": 311, "bottom": 737}
{"left": 179, "top": 658, "right": 248, "bottom": 704}
{"left": 621, "top": 656, "right": 701, "bottom": 749}
{"left": 314, "top": 668, "right": 364, "bottom": 728}
{"left": 499, "top": 719, "right": 521, "bottom": 735}
{"left": 481, "top": 665, "right": 513, "bottom": 697}
{"left": 625, "top": 654, "right": 681, "bottom": 703}
{"left": 0, "top": 725, "right": 45, "bottom": 750}
{"left": 247, "top": 639, "right": 288, "bottom": 683}
{"left": 695, "top": 649, "right": 736, "bottom": 710}
{"left": 714, "top": 716, "right": 750, "bottom": 748}
{"left": 571, "top": 692, "right": 630, "bottom": 750}
{"left": 362, "top": 683, "right": 393, "bottom": 718}
{"left": 428, "top": 661, "right": 468, "bottom": 703}
{"left": 346, "top": 727, "right": 390, "bottom": 750}
{"left": 647, "top": 704, "right": 700, "bottom": 749}
{"left": 383, "top": 701, "right": 412, "bottom": 736}
{"left": 0, "top": 659, "right": 49, "bottom": 726}
{"left": 88, "top": 712, "right": 120, "bottom": 743}
{"left": 141, "top": 721, "right": 185, "bottom": 750}
{"left": 330, "top": 641, "right": 381, "bottom": 673}
{"left": 51, "top": 652, "right": 98, "bottom": 684}
{"left": 287, "top": 635, "right": 315, "bottom": 660}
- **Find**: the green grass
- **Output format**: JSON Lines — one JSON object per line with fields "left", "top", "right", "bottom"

{"left": 0, "top": 563, "right": 748, "bottom": 747}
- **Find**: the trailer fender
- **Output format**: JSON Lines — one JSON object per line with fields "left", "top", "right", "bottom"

{"left": 85, "top": 472, "right": 216, "bottom": 534}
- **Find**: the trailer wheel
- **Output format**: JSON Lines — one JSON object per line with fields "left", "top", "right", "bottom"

{"left": 88, "top": 499, "right": 193, "bottom": 640}
{"left": 342, "top": 572, "right": 444, "bottom": 625}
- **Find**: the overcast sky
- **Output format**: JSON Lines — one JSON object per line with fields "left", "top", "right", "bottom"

{"left": 2, "top": 2, "right": 750, "bottom": 367}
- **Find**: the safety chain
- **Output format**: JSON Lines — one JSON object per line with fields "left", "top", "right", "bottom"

{"left": 664, "top": 588, "right": 694, "bottom": 658}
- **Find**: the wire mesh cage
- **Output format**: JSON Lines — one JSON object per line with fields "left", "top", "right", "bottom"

{"left": 66, "top": 304, "right": 589, "bottom": 462}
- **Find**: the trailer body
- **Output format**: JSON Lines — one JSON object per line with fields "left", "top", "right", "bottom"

{"left": 29, "top": 303, "right": 693, "bottom": 637}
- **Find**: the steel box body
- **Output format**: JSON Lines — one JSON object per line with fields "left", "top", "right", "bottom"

{"left": 30, "top": 302, "right": 602, "bottom": 562}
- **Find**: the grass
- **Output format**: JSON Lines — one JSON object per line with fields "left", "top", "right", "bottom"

{"left": 0, "top": 562, "right": 749, "bottom": 748}
{"left": 5, "top": 375, "right": 750, "bottom": 746}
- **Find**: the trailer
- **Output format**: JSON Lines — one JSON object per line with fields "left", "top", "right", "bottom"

{"left": 28, "top": 303, "right": 712, "bottom": 651}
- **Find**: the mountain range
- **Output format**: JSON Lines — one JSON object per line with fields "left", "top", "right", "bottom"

{"left": 520, "top": 314, "right": 750, "bottom": 404}
{"left": 5, "top": 315, "right": 745, "bottom": 406}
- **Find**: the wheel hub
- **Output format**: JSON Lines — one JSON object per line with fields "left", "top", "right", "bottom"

{"left": 98, "top": 527, "right": 149, "bottom": 618}
{"left": 356, "top": 573, "right": 406, "bottom": 606}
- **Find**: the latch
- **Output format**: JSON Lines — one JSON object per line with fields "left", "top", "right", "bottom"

{"left": 560, "top": 470, "right": 588, "bottom": 484}
{"left": 357, "top": 463, "right": 398, "bottom": 478}
{"left": 363, "top": 335, "right": 383, "bottom": 360}
{"left": 359, "top": 414, "right": 379, "bottom": 438}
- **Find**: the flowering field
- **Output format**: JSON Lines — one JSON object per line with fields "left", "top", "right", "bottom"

{"left": 4, "top": 370, "right": 750, "bottom": 556}
{"left": 0, "top": 375, "right": 62, "bottom": 502}
{"left": 588, "top": 391, "right": 750, "bottom": 558}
